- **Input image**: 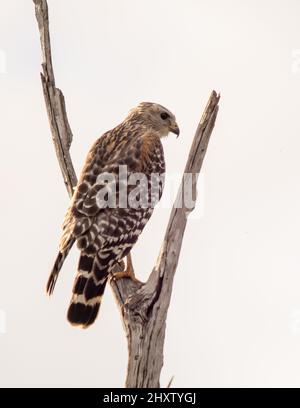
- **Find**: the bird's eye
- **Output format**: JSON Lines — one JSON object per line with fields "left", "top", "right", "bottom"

{"left": 160, "top": 112, "right": 169, "bottom": 120}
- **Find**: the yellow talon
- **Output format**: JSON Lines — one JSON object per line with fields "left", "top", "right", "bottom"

{"left": 111, "top": 253, "right": 140, "bottom": 283}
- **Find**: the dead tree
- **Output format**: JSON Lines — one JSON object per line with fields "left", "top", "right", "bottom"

{"left": 33, "top": 0, "right": 220, "bottom": 388}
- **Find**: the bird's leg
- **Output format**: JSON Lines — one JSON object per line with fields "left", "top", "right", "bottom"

{"left": 112, "top": 253, "right": 140, "bottom": 283}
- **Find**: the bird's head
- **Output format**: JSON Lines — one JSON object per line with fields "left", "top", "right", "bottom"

{"left": 127, "top": 102, "right": 180, "bottom": 138}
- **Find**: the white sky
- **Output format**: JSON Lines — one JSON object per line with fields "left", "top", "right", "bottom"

{"left": 1, "top": 0, "right": 300, "bottom": 387}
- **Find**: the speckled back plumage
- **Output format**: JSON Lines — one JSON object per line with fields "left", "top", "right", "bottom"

{"left": 47, "top": 102, "right": 179, "bottom": 328}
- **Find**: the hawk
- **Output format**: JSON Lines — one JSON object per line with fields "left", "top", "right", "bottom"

{"left": 47, "top": 102, "right": 179, "bottom": 328}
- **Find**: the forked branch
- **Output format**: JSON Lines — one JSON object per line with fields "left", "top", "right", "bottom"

{"left": 33, "top": 0, "right": 220, "bottom": 388}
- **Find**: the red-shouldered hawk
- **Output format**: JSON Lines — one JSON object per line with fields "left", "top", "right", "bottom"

{"left": 47, "top": 102, "right": 179, "bottom": 328}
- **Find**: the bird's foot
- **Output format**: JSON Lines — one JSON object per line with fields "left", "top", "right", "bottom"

{"left": 111, "top": 253, "right": 141, "bottom": 283}
{"left": 112, "top": 270, "right": 140, "bottom": 283}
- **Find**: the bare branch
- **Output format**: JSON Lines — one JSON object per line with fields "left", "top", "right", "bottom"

{"left": 33, "top": 0, "right": 220, "bottom": 388}
{"left": 34, "top": 0, "right": 77, "bottom": 198}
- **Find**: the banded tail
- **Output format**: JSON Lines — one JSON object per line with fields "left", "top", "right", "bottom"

{"left": 47, "top": 238, "right": 75, "bottom": 295}
{"left": 67, "top": 254, "right": 109, "bottom": 328}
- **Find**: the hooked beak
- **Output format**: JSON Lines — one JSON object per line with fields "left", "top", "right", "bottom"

{"left": 170, "top": 123, "right": 180, "bottom": 138}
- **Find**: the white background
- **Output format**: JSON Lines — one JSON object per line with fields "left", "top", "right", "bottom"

{"left": 1, "top": 0, "right": 300, "bottom": 387}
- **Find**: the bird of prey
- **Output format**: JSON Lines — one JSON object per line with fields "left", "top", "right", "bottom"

{"left": 47, "top": 102, "right": 179, "bottom": 328}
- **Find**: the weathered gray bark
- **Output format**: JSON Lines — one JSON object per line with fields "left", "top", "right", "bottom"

{"left": 33, "top": 0, "right": 77, "bottom": 197}
{"left": 33, "top": 0, "right": 220, "bottom": 388}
